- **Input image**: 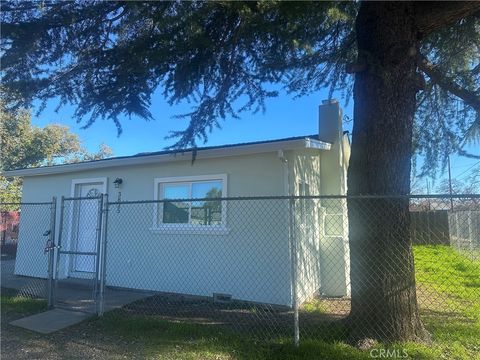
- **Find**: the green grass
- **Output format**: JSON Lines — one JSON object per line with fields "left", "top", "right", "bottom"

{"left": 93, "top": 314, "right": 371, "bottom": 360}
{"left": 414, "top": 245, "right": 480, "bottom": 318}
{"left": 413, "top": 245, "right": 480, "bottom": 360}
{"left": 1, "top": 289, "right": 47, "bottom": 315}
{"left": 300, "top": 298, "right": 328, "bottom": 313}
{"left": 80, "top": 245, "right": 478, "bottom": 359}
{"left": 1, "top": 245, "right": 479, "bottom": 359}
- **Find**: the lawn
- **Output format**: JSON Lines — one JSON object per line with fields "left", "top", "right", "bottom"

{"left": 1, "top": 287, "right": 47, "bottom": 315}
{"left": 1, "top": 245, "right": 479, "bottom": 359}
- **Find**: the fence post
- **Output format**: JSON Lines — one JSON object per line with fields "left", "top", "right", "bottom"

{"left": 47, "top": 197, "right": 57, "bottom": 308}
{"left": 289, "top": 197, "right": 300, "bottom": 347}
{"left": 94, "top": 195, "right": 104, "bottom": 315}
{"left": 468, "top": 211, "right": 474, "bottom": 256}
{"left": 98, "top": 193, "right": 109, "bottom": 316}
{"left": 53, "top": 196, "right": 66, "bottom": 307}
{"left": 455, "top": 212, "right": 460, "bottom": 249}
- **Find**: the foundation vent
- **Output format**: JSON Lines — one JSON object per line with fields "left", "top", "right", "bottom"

{"left": 213, "top": 293, "right": 232, "bottom": 304}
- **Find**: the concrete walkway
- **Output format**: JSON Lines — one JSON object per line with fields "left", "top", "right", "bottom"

{"left": 54, "top": 278, "right": 153, "bottom": 314}
{"left": 10, "top": 309, "right": 92, "bottom": 334}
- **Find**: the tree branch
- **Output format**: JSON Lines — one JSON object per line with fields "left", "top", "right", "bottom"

{"left": 415, "top": 1, "right": 480, "bottom": 38}
{"left": 457, "top": 149, "right": 480, "bottom": 159}
{"left": 417, "top": 52, "right": 480, "bottom": 113}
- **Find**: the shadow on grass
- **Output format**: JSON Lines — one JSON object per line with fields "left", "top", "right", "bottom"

{"left": 96, "top": 309, "right": 480, "bottom": 360}
{"left": 103, "top": 310, "right": 480, "bottom": 359}
{"left": 421, "top": 310, "right": 480, "bottom": 344}
{"left": 93, "top": 311, "right": 366, "bottom": 360}
{"left": 1, "top": 287, "right": 47, "bottom": 316}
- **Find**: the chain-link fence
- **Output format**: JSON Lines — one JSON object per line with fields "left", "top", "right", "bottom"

{"left": 449, "top": 210, "right": 480, "bottom": 256}
{"left": 105, "top": 197, "right": 295, "bottom": 339}
{"left": 100, "top": 194, "right": 479, "bottom": 343}
{"left": 0, "top": 201, "right": 56, "bottom": 302}
{"left": 1, "top": 194, "right": 479, "bottom": 345}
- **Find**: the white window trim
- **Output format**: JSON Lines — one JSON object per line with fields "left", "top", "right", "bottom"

{"left": 152, "top": 174, "right": 228, "bottom": 233}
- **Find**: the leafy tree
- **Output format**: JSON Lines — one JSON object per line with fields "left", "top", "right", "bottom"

{"left": 469, "top": 163, "right": 480, "bottom": 186}
{"left": 436, "top": 177, "right": 479, "bottom": 195}
{"left": 1, "top": 1, "right": 480, "bottom": 343}
{"left": 203, "top": 187, "right": 222, "bottom": 216}
{"left": 0, "top": 177, "right": 21, "bottom": 206}
{"left": 436, "top": 177, "right": 480, "bottom": 208}
{"left": 0, "top": 105, "right": 113, "bottom": 204}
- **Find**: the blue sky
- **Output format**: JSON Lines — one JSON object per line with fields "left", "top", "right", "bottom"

{"left": 31, "top": 87, "right": 478, "bottom": 191}
{"left": 33, "top": 88, "right": 346, "bottom": 154}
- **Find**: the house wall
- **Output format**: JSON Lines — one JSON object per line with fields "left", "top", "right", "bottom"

{"left": 287, "top": 149, "right": 323, "bottom": 303}
{"left": 319, "top": 136, "right": 350, "bottom": 297}
{"left": 16, "top": 137, "right": 351, "bottom": 305}
{"left": 16, "top": 152, "right": 293, "bottom": 305}
{"left": 287, "top": 137, "right": 350, "bottom": 302}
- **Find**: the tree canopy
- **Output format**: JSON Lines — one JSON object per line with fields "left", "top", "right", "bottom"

{"left": 1, "top": 1, "right": 479, "bottom": 176}
{"left": 0, "top": 104, "right": 112, "bottom": 203}
{"left": 1, "top": 1, "right": 480, "bottom": 343}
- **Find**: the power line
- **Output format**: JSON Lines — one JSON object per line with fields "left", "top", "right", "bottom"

{"left": 451, "top": 162, "right": 480, "bottom": 170}
{"left": 454, "top": 160, "right": 480, "bottom": 179}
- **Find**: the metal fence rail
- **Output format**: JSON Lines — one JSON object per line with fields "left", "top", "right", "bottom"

{"left": 1, "top": 194, "right": 479, "bottom": 345}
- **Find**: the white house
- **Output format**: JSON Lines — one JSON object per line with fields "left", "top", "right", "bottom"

{"left": 4, "top": 101, "right": 351, "bottom": 307}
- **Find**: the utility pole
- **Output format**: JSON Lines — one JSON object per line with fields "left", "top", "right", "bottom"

{"left": 448, "top": 155, "right": 454, "bottom": 211}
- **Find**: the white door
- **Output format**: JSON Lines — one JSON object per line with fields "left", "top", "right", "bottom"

{"left": 72, "top": 182, "right": 104, "bottom": 273}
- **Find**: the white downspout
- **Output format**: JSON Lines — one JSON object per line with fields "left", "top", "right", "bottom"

{"left": 278, "top": 149, "right": 300, "bottom": 346}
{"left": 278, "top": 150, "right": 291, "bottom": 196}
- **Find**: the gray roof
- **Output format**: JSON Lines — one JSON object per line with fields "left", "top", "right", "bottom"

{"left": 3, "top": 134, "right": 332, "bottom": 177}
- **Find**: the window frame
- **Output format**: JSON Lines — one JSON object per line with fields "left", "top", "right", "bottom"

{"left": 152, "top": 174, "right": 228, "bottom": 234}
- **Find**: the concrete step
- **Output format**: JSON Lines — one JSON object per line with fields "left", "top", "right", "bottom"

{"left": 9, "top": 308, "right": 92, "bottom": 334}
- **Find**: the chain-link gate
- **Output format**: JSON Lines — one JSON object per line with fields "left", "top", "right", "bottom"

{"left": 1, "top": 199, "right": 56, "bottom": 305}
{"left": 53, "top": 195, "right": 105, "bottom": 314}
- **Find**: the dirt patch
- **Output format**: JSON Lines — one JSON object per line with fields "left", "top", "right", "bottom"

{"left": 1, "top": 289, "right": 145, "bottom": 360}
{"left": 117, "top": 292, "right": 351, "bottom": 338}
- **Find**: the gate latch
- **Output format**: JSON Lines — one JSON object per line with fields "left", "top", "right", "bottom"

{"left": 44, "top": 239, "right": 55, "bottom": 254}
{"left": 43, "top": 229, "right": 54, "bottom": 254}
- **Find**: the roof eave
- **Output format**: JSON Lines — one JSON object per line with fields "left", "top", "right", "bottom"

{"left": 2, "top": 138, "right": 331, "bottom": 177}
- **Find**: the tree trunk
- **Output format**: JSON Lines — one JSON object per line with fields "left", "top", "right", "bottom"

{"left": 347, "top": 2, "right": 429, "bottom": 343}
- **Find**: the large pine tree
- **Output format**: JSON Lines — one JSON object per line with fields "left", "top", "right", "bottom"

{"left": 1, "top": 1, "right": 479, "bottom": 342}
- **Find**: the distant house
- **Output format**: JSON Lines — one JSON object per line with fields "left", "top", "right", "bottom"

{"left": 1, "top": 211, "right": 20, "bottom": 249}
{"left": 3, "top": 101, "right": 351, "bottom": 306}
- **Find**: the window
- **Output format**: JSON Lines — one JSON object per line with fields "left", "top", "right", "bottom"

{"left": 153, "top": 174, "right": 227, "bottom": 232}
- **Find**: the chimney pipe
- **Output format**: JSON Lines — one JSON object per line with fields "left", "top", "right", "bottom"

{"left": 318, "top": 99, "right": 342, "bottom": 144}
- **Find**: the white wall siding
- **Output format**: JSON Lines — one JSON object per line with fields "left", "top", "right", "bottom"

{"left": 16, "top": 152, "right": 293, "bottom": 305}
{"left": 288, "top": 147, "right": 350, "bottom": 301}
{"left": 105, "top": 199, "right": 291, "bottom": 305}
